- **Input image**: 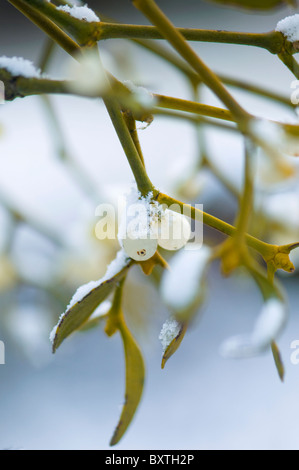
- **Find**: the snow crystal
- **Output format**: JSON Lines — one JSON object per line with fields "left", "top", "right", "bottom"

{"left": 49, "top": 323, "right": 58, "bottom": 344}
{"left": 118, "top": 186, "right": 160, "bottom": 245}
{"left": 56, "top": 4, "right": 100, "bottom": 22}
{"left": 161, "top": 245, "right": 211, "bottom": 312}
{"left": 276, "top": 15, "right": 299, "bottom": 43}
{"left": 0, "top": 56, "right": 41, "bottom": 78}
{"left": 220, "top": 298, "right": 287, "bottom": 358}
{"left": 159, "top": 317, "right": 181, "bottom": 353}
{"left": 123, "top": 80, "right": 157, "bottom": 109}
{"left": 49, "top": 249, "right": 129, "bottom": 344}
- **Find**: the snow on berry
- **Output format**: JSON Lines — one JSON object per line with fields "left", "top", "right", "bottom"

{"left": 118, "top": 186, "right": 160, "bottom": 261}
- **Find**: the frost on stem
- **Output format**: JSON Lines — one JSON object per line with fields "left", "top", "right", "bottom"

{"left": 0, "top": 56, "right": 41, "bottom": 78}
{"left": 56, "top": 3, "right": 100, "bottom": 23}
{"left": 276, "top": 14, "right": 299, "bottom": 43}
{"left": 220, "top": 298, "right": 287, "bottom": 358}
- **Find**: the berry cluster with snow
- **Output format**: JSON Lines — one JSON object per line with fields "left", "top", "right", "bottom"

{"left": 118, "top": 187, "right": 191, "bottom": 261}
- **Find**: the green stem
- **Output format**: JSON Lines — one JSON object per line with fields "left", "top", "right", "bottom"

{"left": 103, "top": 96, "right": 154, "bottom": 196}
{"left": 133, "top": 38, "right": 293, "bottom": 108}
{"left": 132, "top": 0, "right": 250, "bottom": 125}
{"left": 15, "top": 0, "right": 94, "bottom": 45}
{"left": 9, "top": 0, "right": 154, "bottom": 196}
{"left": 155, "top": 94, "right": 234, "bottom": 122}
{"left": 190, "top": 83, "right": 207, "bottom": 168}
{"left": 218, "top": 74, "right": 294, "bottom": 109}
{"left": 246, "top": 258, "right": 284, "bottom": 302}
{"left": 8, "top": 0, "right": 81, "bottom": 59}
{"left": 5, "top": 71, "right": 299, "bottom": 139}
{"left": 6, "top": 74, "right": 299, "bottom": 138}
{"left": 13, "top": 77, "right": 69, "bottom": 99}
{"left": 20, "top": 0, "right": 284, "bottom": 54}
{"left": 99, "top": 14, "right": 292, "bottom": 109}
{"left": 91, "top": 47, "right": 154, "bottom": 196}
{"left": 38, "top": 37, "right": 56, "bottom": 72}
{"left": 123, "top": 112, "right": 146, "bottom": 167}
{"left": 156, "top": 95, "right": 299, "bottom": 136}
{"left": 235, "top": 140, "right": 255, "bottom": 239}
{"left": 110, "top": 277, "right": 126, "bottom": 317}
{"left": 156, "top": 192, "right": 274, "bottom": 260}
{"left": 8, "top": 0, "right": 296, "bottom": 264}
{"left": 278, "top": 50, "right": 299, "bottom": 80}
{"left": 153, "top": 108, "right": 237, "bottom": 132}
{"left": 97, "top": 23, "right": 281, "bottom": 53}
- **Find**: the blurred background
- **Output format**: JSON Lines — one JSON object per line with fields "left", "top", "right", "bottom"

{"left": 0, "top": 0, "right": 299, "bottom": 450}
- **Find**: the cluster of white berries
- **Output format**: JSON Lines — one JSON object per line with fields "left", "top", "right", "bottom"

{"left": 118, "top": 190, "right": 191, "bottom": 261}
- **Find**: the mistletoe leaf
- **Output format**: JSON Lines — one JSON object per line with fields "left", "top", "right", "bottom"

{"left": 160, "top": 323, "right": 187, "bottom": 369}
{"left": 271, "top": 341, "right": 285, "bottom": 382}
{"left": 110, "top": 316, "right": 145, "bottom": 446}
{"left": 51, "top": 261, "right": 131, "bottom": 353}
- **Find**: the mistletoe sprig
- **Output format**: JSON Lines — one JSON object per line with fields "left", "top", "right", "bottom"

{"left": 3, "top": 0, "right": 299, "bottom": 446}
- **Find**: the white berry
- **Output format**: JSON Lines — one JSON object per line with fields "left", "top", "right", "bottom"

{"left": 122, "top": 236, "right": 158, "bottom": 261}
{"left": 157, "top": 210, "right": 191, "bottom": 251}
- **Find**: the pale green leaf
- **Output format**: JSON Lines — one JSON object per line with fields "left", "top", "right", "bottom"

{"left": 110, "top": 316, "right": 145, "bottom": 446}
{"left": 271, "top": 341, "right": 285, "bottom": 382}
{"left": 161, "top": 322, "right": 187, "bottom": 369}
{"left": 52, "top": 263, "right": 131, "bottom": 352}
